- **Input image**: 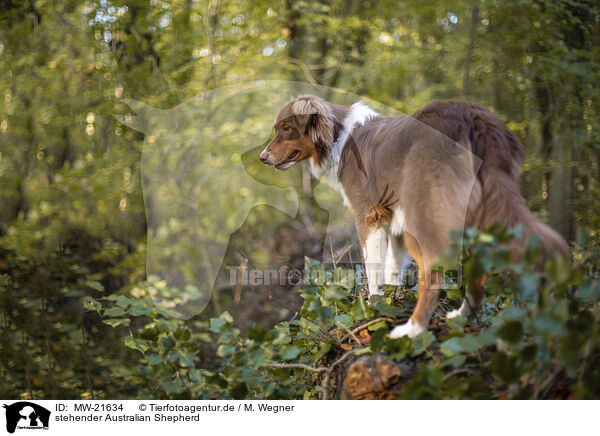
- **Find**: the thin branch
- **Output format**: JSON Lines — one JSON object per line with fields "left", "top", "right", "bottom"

{"left": 339, "top": 317, "right": 396, "bottom": 343}
{"left": 322, "top": 349, "right": 360, "bottom": 400}
{"left": 269, "top": 295, "right": 339, "bottom": 344}
{"left": 337, "top": 322, "right": 361, "bottom": 346}
{"left": 264, "top": 362, "right": 328, "bottom": 373}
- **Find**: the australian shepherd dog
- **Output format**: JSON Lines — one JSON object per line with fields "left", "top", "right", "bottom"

{"left": 259, "top": 95, "right": 569, "bottom": 338}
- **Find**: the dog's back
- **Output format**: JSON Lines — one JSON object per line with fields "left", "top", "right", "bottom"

{"left": 413, "top": 100, "right": 569, "bottom": 262}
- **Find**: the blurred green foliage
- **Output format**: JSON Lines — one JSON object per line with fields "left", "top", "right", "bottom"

{"left": 93, "top": 226, "right": 600, "bottom": 399}
{"left": 0, "top": 0, "right": 599, "bottom": 398}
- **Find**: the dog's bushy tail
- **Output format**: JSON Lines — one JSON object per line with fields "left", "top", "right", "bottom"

{"left": 413, "top": 100, "right": 570, "bottom": 263}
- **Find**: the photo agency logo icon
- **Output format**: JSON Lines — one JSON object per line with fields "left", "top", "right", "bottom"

{"left": 3, "top": 402, "right": 50, "bottom": 434}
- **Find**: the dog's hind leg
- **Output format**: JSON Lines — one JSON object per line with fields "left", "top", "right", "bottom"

{"left": 389, "top": 233, "right": 442, "bottom": 338}
{"left": 447, "top": 276, "right": 487, "bottom": 319}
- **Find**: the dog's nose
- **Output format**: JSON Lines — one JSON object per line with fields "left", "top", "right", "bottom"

{"left": 259, "top": 151, "right": 269, "bottom": 162}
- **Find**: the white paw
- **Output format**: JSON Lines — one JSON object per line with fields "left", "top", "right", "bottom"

{"left": 446, "top": 308, "right": 461, "bottom": 319}
{"left": 368, "top": 286, "right": 385, "bottom": 297}
{"left": 384, "top": 271, "right": 401, "bottom": 286}
{"left": 389, "top": 319, "right": 426, "bottom": 338}
{"left": 446, "top": 301, "right": 471, "bottom": 319}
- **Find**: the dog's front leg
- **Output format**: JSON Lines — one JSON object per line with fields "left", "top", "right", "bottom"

{"left": 384, "top": 234, "right": 411, "bottom": 286}
{"left": 361, "top": 225, "right": 389, "bottom": 297}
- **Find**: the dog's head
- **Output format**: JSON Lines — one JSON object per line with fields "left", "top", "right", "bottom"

{"left": 259, "top": 95, "right": 335, "bottom": 170}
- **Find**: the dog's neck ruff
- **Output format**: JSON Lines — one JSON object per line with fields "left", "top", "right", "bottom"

{"left": 309, "top": 102, "right": 379, "bottom": 187}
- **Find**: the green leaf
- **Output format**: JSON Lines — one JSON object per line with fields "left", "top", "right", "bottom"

{"left": 247, "top": 325, "right": 268, "bottom": 342}
{"left": 384, "top": 336, "right": 414, "bottom": 361}
{"left": 440, "top": 335, "right": 485, "bottom": 356}
{"left": 438, "top": 354, "right": 466, "bottom": 368}
{"left": 497, "top": 320, "right": 523, "bottom": 344}
{"left": 129, "top": 304, "right": 151, "bottom": 316}
{"left": 334, "top": 314, "right": 353, "bottom": 328}
{"left": 369, "top": 327, "right": 387, "bottom": 352}
{"left": 163, "top": 380, "right": 181, "bottom": 394}
{"left": 230, "top": 382, "right": 248, "bottom": 400}
{"left": 173, "top": 327, "right": 191, "bottom": 342}
{"left": 516, "top": 275, "right": 539, "bottom": 302}
{"left": 370, "top": 297, "right": 404, "bottom": 317}
{"left": 490, "top": 351, "right": 522, "bottom": 384}
{"left": 183, "top": 342, "right": 199, "bottom": 353}
{"left": 412, "top": 331, "right": 435, "bottom": 356}
{"left": 104, "top": 306, "right": 126, "bottom": 317}
{"left": 367, "top": 320, "right": 388, "bottom": 331}
{"left": 178, "top": 352, "right": 195, "bottom": 367}
{"left": 279, "top": 345, "right": 300, "bottom": 360}
{"left": 161, "top": 335, "right": 176, "bottom": 351}
{"left": 206, "top": 374, "right": 228, "bottom": 388}
{"left": 324, "top": 285, "right": 346, "bottom": 300}
{"left": 140, "top": 328, "right": 159, "bottom": 341}
{"left": 220, "top": 311, "right": 234, "bottom": 323}
{"left": 446, "top": 315, "right": 467, "bottom": 331}
{"left": 350, "top": 298, "right": 372, "bottom": 321}
{"left": 83, "top": 296, "right": 101, "bottom": 312}
{"left": 102, "top": 318, "right": 130, "bottom": 327}
{"left": 124, "top": 336, "right": 149, "bottom": 354}
{"left": 210, "top": 317, "right": 227, "bottom": 333}
{"left": 85, "top": 280, "right": 105, "bottom": 292}
{"left": 577, "top": 279, "right": 600, "bottom": 301}
{"left": 440, "top": 337, "right": 464, "bottom": 356}
{"left": 545, "top": 254, "right": 571, "bottom": 283}
{"left": 148, "top": 353, "right": 162, "bottom": 365}
{"left": 217, "top": 344, "right": 235, "bottom": 358}
{"left": 446, "top": 286, "right": 462, "bottom": 301}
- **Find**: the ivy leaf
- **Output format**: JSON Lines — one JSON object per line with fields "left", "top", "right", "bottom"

{"left": 210, "top": 317, "right": 227, "bottom": 333}
{"left": 577, "top": 279, "right": 600, "bottom": 301}
{"left": 516, "top": 275, "right": 539, "bottom": 302}
{"left": 148, "top": 353, "right": 162, "bottom": 365}
{"left": 384, "top": 336, "right": 414, "bottom": 361}
{"left": 412, "top": 331, "right": 435, "bottom": 356}
{"left": 82, "top": 296, "right": 101, "bottom": 313}
{"left": 229, "top": 382, "right": 248, "bottom": 400}
{"left": 161, "top": 335, "right": 176, "bottom": 351}
{"left": 446, "top": 315, "right": 467, "bottom": 332}
{"left": 324, "top": 285, "right": 346, "bottom": 300}
{"left": 367, "top": 320, "right": 387, "bottom": 331}
{"left": 446, "top": 286, "right": 462, "bottom": 301}
{"left": 545, "top": 254, "right": 571, "bottom": 283}
{"left": 334, "top": 314, "right": 353, "bottom": 328}
{"left": 102, "top": 318, "right": 130, "bottom": 327}
{"left": 490, "top": 351, "right": 523, "bottom": 384}
{"left": 124, "top": 336, "right": 149, "bottom": 354}
{"left": 247, "top": 325, "right": 268, "bottom": 342}
{"left": 217, "top": 344, "right": 235, "bottom": 358}
{"left": 163, "top": 380, "right": 182, "bottom": 394}
{"left": 438, "top": 354, "right": 467, "bottom": 368}
{"left": 178, "top": 352, "right": 195, "bottom": 367}
{"left": 104, "top": 306, "right": 126, "bottom": 317}
{"left": 279, "top": 345, "right": 300, "bottom": 360}
{"left": 497, "top": 320, "right": 523, "bottom": 344}
{"left": 140, "top": 327, "right": 159, "bottom": 341}
{"left": 85, "top": 280, "right": 105, "bottom": 292}
{"left": 129, "top": 304, "right": 151, "bottom": 316}
{"left": 173, "top": 327, "right": 191, "bottom": 342}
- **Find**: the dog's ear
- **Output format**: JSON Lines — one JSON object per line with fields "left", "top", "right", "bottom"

{"left": 291, "top": 96, "right": 334, "bottom": 149}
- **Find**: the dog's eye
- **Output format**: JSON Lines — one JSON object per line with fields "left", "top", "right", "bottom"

{"left": 283, "top": 126, "right": 291, "bottom": 133}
